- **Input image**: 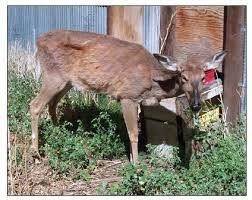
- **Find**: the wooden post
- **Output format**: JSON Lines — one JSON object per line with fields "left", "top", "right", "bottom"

{"left": 223, "top": 6, "right": 246, "bottom": 122}
{"left": 107, "top": 6, "right": 143, "bottom": 44}
{"left": 160, "top": 6, "right": 176, "bottom": 56}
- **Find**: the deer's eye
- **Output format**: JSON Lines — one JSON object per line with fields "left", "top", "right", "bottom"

{"left": 201, "top": 77, "right": 205, "bottom": 82}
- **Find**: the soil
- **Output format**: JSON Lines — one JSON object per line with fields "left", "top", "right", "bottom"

{"left": 8, "top": 156, "right": 128, "bottom": 195}
{"left": 8, "top": 134, "right": 128, "bottom": 195}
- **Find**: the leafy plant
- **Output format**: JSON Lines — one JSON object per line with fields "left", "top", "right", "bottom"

{"left": 87, "top": 111, "right": 126, "bottom": 160}
{"left": 110, "top": 163, "right": 149, "bottom": 195}
{"left": 42, "top": 122, "right": 89, "bottom": 176}
{"left": 8, "top": 71, "right": 40, "bottom": 135}
{"left": 107, "top": 120, "right": 246, "bottom": 195}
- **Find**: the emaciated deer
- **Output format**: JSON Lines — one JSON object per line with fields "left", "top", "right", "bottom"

{"left": 30, "top": 30, "right": 226, "bottom": 163}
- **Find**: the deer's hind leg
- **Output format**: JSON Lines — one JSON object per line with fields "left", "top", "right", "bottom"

{"left": 30, "top": 73, "right": 69, "bottom": 152}
{"left": 48, "top": 83, "right": 72, "bottom": 125}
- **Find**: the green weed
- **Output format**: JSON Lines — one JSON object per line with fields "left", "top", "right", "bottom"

{"left": 106, "top": 120, "right": 246, "bottom": 195}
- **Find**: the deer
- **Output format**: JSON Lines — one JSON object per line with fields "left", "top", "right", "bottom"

{"left": 29, "top": 30, "right": 227, "bottom": 163}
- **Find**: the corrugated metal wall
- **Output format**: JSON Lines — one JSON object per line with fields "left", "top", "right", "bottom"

{"left": 143, "top": 6, "right": 160, "bottom": 53}
{"left": 240, "top": 25, "right": 247, "bottom": 114}
{"left": 8, "top": 5, "right": 160, "bottom": 53}
{"left": 8, "top": 6, "right": 107, "bottom": 51}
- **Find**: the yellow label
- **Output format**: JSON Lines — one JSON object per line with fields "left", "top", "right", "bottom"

{"left": 199, "top": 108, "right": 219, "bottom": 129}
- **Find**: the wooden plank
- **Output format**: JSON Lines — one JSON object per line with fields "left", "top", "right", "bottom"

{"left": 145, "top": 119, "right": 178, "bottom": 145}
{"left": 161, "top": 6, "right": 224, "bottom": 62}
{"left": 142, "top": 102, "right": 177, "bottom": 122}
{"left": 107, "top": 6, "right": 143, "bottom": 44}
{"left": 223, "top": 6, "right": 246, "bottom": 122}
{"left": 175, "top": 6, "right": 224, "bottom": 61}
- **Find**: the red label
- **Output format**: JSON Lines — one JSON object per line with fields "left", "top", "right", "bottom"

{"left": 204, "top": 69, "right": 215, "bottom": 85}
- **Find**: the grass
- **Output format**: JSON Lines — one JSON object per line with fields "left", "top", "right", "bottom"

{"left": 8, "top": 44, "right": 246, "bottom": 195}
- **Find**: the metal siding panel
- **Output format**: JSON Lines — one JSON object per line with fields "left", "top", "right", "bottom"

{"left": 8, "top": 6, "right": 107, "bottom": 49}
{"left": 241, "top": 27, "right": 247, "bottom": 114}
{"left": 9, "top": 6, "right": 161, "bottom": 52}
{"left": 143, "top": 6, "right": 160, "bottom": 53}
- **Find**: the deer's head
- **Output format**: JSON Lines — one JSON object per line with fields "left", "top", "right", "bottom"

{"left": 153, "top": 51, "right": 227, "bottom": 113}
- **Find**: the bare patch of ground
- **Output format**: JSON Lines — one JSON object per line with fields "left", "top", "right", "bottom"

{"left": 8, "top": 133, "right": 128, "bottom": 195}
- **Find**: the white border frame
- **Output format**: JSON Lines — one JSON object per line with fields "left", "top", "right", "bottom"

{"left": 1, "top": 1, "right": 250, "bottom": 200}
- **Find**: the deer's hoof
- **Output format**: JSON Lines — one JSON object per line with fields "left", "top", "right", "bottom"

{"left": 29, "top": 146, "right": 41, "bottom": 159}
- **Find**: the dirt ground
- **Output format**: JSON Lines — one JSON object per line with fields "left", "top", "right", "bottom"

{"left": 8, "top": 134, "right": 128, "bottom": 195}
{"left": 8, "top": 156, "right": 128, "bottom": 195}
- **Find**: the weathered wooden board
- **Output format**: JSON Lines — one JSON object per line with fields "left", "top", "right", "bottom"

{"left": 107, "top": 6, "right": 143, "bottom": 44}
{"left": 161, "top": 6, "right": 224, "bottom": 62}
{"left": 223, "top": 6, "right": 246, "bottom": 122}
{"left": 142, "top": 104, "right": 176, "bottom": 122}
{"left": 145, "top": 119, "right": 178, "bottom": 145}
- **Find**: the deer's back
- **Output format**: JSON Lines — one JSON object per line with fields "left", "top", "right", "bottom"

{"left": 36, "top": 30, "right": 169, "bottom": 100}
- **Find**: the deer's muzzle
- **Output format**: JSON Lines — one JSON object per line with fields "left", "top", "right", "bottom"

{"left": 191, "top": 81, "right": 201, "bottom": 113}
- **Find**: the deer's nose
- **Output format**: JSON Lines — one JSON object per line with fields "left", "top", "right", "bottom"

{"left": 191, "top": 103, "right": 201, "bottom": 113}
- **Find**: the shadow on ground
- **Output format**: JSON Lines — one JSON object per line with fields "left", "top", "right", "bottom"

{"left": 39, "top": 99, "right": 195, "bottom": 167}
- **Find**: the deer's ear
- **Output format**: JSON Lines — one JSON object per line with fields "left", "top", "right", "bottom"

{"left": 204, "top": 50, "right": 227, "bottom": 71}
{"left": 153, "top": 53, "right": 181, "bottom": 72}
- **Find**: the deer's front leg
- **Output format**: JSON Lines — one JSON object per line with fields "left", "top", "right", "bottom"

{"left": 121, "top": 99, "right": 139, "bottom": 164}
